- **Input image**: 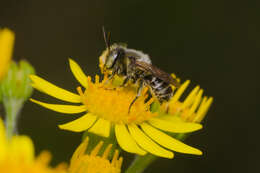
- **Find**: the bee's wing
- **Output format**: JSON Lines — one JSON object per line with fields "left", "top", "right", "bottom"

{"left": 134, "top": 61, "right": 180, "bottom": 88}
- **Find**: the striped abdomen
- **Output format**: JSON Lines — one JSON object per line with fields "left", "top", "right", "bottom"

{"left": 143, "top": 74, "right": 173, "bottom": 102}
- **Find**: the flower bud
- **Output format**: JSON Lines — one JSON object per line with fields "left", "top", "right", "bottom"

{"left": 0, "top": 60, "right": 35, "bottom": 137}
{"left": 1, "top": 60, "right": 35, "bottom": 100}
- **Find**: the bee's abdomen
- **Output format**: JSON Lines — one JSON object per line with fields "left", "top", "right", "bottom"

{"left": 144, "top": 75, "right": 173, "bottom": 102}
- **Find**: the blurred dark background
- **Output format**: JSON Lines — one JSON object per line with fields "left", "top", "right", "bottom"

{"left": 0, "top": 0, "right": 257, "bottom": 172}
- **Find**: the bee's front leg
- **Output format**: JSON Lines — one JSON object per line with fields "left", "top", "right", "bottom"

{"left": 104, "top": 69, "right": 116, "bottom": 85}
{"left": 102, "top": 70, "right": 118, "bottom": 90}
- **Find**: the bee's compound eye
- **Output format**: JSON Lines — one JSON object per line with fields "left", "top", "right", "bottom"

{"left": 105, "top": 56, "right": 115, "bottom": 68}
{"left": 105, "top": 51, "right": 118, "bottom": 68}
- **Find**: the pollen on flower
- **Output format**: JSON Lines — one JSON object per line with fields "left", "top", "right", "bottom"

{"left": 77, "top": 74, "right": 157, "bottom": 124}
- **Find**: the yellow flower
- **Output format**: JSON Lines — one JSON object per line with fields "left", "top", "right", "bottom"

{"left": 161, "top": 79, "right": 213, "bottom": 123}
{"left": 69, "top": 137, "right": 122, "bottom": 173}
{"left": 0, "top": 28, "right": 14, "bottom": 81}
{"left": 30, "top": 59, "right": 204, "bottom": 159}
{"left": 0, "top": 118, "right": 66, "bottom": 173}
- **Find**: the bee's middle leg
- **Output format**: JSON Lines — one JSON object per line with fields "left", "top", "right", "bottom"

{"left": 128, "top": 81, "right": 144, "bottom": 113}
{"left": 118, "top": 76, "right": 130, "bottom": 87}
{"left": 123, "top": 76, "right": 130, "bottom": 85}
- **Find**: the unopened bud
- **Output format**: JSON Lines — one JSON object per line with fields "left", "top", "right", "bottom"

{"left": 1, "top": 60, "right": 35, "bottom": 100}
{"left": 0, "top": 60, "right": 35, "bottom": 137}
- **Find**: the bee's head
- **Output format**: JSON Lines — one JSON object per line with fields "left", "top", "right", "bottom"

{"left": 99, "top": 27, "right": 126, "bottom": 74}
{"left": 99, "top": 45, "right": 125, "bottom": 73}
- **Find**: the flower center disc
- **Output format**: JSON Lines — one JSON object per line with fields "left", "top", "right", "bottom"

{"left": 80, "top": 76, "right": 157, "bottom": 124}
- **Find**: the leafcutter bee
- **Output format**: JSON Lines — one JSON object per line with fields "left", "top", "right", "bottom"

{"left": 99, "top": 27, "right": 180, "bottom": 111}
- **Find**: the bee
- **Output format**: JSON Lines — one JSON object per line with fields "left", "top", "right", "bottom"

{"left": 99, "top": 27, "right": 180, "bottom": 111}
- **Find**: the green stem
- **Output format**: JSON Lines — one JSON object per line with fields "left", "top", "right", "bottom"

{"left": 125, "top": 154, "right": 157, "bottom": 173}
{"left": 4, "top": 98, "right": 23, "bottom": 138}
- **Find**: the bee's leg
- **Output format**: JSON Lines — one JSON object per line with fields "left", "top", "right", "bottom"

{"left": 128, "top": 81, "right": 144, "bottom": 113}
{"left": 119, "top": 76, "right": 129, "bottom": 87}
{"left": 164, "top": 102, "right": 170, "bottom": 113}
{"left": 103, "top": 71, "right": 118, "bottom": 90}
{"left": 104, "top": 70, "right": 116, "bottom": 85}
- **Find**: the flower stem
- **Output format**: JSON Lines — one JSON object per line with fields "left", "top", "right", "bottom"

{"left": 125, "top": 154, "right": 157, "bottom": 173}
{"left": 4, "top": 98, "right": 23, "bottom": 138}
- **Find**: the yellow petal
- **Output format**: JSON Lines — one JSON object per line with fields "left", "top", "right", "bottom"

{"left": 102, "top": 143, "right": 112, "bottom": 159}
{"left": 0, "top": 118, "right": 5, "bottom": 141}
{"left": 170, "top": 80, "right": 190, "bottom": 104}
{"left": 194, "top": 97, "right": 213, "bottom": 123}
{"left": 141, "top": 123, "right": 202, "bottom": 155}
{"left": 128, "top": 124, "right": 174, "bottom": 158}
{"left": 71, "top": 137, "right": 89, "bottom": 166}
{"left": 115, "top": 124, "right": 146, "bottom": 155}
{"left": 9, "top": 136, "right": 34, "bottom": 163}
{"left": 30, "top": 99, "right": 87, "bottom": 114}
{"left": 185, "top": 89, "right": 203, "bottom": 120}
{"left": 90, "top": 141, "right": 104, "bottom": 156}
{"left": 59, "top": 113, "right": 97, "bottom": 132}
{"left": 148, "top": 117, "right": 202, "bottom": 133}
{"left": 159, "top": 114, "right": 183, "bottom": 123}
{"left": 69, "top": 58, "right": 88, "bottom": 89}
{"left": 88, "top": 118, "right": 111, "bottom": 137}
{"left": 182, "top": 86, "right": 200, "bottom": 109}
{"left": 30, "top": 75, "right": 81, "bottom": 103}
{"left": 0, "top": 28, "right": 14, "bottom": 80}
{"left": 35, "top": 151, "right": 52, "bottom": 166}
{"left": 0, "top": 118, "right": 6, "bottom": 160}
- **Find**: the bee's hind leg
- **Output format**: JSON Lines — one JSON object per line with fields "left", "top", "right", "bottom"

{"left": 128, "top": 81, "right": 144, "bottom": 113}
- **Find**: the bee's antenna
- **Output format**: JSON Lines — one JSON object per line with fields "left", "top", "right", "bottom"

{"left": 102, "top": 26, "right": 111, "bottom": 53}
